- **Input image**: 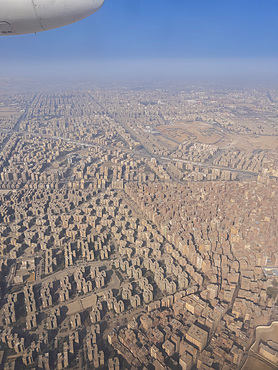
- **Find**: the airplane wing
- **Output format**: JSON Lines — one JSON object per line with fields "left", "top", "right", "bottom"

{"left": 0, "top": 0, "right": 104, "bottom": 36}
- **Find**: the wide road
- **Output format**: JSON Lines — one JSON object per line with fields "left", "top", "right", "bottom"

{"left": 160, "top": 155, "right": 259, "bottom": 178}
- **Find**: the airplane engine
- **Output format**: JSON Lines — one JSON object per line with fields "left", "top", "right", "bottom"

{"left": 0, "top": 0, "right": 104, "bottom": 35}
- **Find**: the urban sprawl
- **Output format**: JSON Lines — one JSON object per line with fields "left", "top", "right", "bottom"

{"left": 0, "top": 84, "right": 277, "bottom": 370}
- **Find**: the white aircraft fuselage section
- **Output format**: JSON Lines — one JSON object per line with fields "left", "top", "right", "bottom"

{"left": 0, "top": 0, "right": 104, "bottom": 35}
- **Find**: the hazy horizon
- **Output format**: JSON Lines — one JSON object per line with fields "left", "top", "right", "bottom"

{"left": 1, "top": 57, "right": 278, "bottom": 89}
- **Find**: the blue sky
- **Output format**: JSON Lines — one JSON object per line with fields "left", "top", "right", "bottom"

{"left": 1, "top": 0, "right": 278, "bottom": 80}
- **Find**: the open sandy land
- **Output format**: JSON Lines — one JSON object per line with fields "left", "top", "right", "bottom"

{"left": 243, "top": 355, "right": 277, "bottom": 370}
{"left": 156, "top": 121, "right": 223, "bottom": 145}
{"left": 0, "top": 107, "right": 20, "bottom": 117}
{"left": 243, "top": 322, "right": 278, "bottom": 370}
{"left": 156, "top": 121, "right": 278, "bottom": 151}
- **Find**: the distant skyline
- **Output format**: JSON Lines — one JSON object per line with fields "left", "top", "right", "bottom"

{"left": 1, "top": 0, "right": 278, "bottom": 81}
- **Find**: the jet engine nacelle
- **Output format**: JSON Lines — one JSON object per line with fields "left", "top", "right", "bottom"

{"left": 0, "top": 0, "right": 104, "bottom": 35}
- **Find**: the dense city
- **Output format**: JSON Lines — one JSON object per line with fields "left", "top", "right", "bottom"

{"left": 0, "top": 83, "right": 277, "bottom": 370}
